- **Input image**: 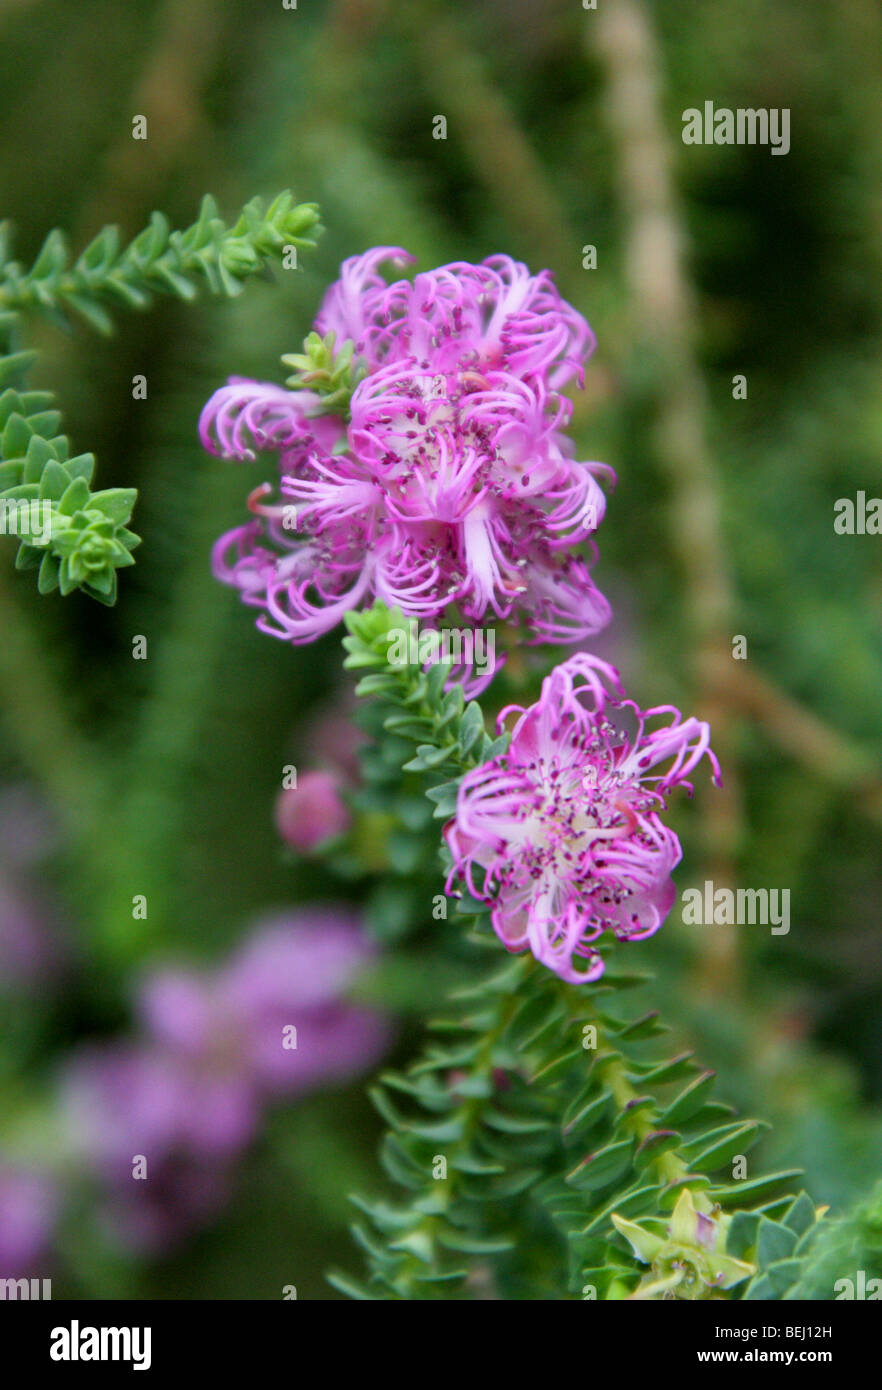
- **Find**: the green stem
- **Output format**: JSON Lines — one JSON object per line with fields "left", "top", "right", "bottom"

{"left": 367, "top": 964, "right": 528, "bottom": 1298}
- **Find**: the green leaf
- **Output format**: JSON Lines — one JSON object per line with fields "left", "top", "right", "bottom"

{"left": 0, "top": 350, "right": 37, "bottom": 386}
{"left": 783, "top": 1192, "right": 817, "bottom": 1238}
{"left": 326, "top": 1270, "right": 377, "bottom": 1300}
{"left": 756, "top": 1217, "right": 798, "bottom": 1267}
{"left": 58, "top": 477, "right": 90, "bottom": 515}
{"left": 766, "top": 1257, "right": 805, "bottom": 1297}
{"left": 660, "top": 1070, "right": 716, "bottom": 1126}
{"left": 566, "top": 1139, "right": 635, "bottom": 1192}
{"left": 531, "top": 1046, "right": 584, "bottom": 1085}
{"left": 685, "top": 1121, "right": 765, "bottom": 1173}
{"left": 615, "top": 1011, "right": 666, "bottom": 1041}
{"left": 629, "top": 1052, "right": 697, "bottom": 1086}
{"left": 458, "top": 702, "right": 485, "bottom": 755}
{"left": 484, "top": 1108, "right": 551, "bottom": 1135}
{"left": 634, "top": 1130, "right": 682, "bottom": 1171}
{"left": 38, "top": 460, "right": 70, "bottom": 501}
{"left": 713, "top": 1170, "right": 802, "bottom": 1207}
{"left": 562, "top": 1087, "right": 614, "bottom": 1137}
{"left": 89, "top": 487, "right": 137, "bottom": 524}
{"left": 37, "top": 552, "right": 60, "bottom": 593}
{"left": 436, "top": 1229, "right": 514, "bottom": 1255}
{"left": 2, "top": 412, "right": 31, "bottom": 458}
{"left": 576, "top": 1182, "right": 663, "bottom": 1237}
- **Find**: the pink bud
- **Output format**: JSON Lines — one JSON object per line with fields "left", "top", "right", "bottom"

{"left": 275, "top": 770, "right": 351, "bottom": 851}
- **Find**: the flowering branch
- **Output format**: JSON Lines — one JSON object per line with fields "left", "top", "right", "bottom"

{"left": 331, "top": 603, "right": 818, "bottom": 1300}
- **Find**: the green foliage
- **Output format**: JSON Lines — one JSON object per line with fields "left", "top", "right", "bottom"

{"left": 0, "top": 370, "right": 138, "bottom": 602}
{"left": 743, "top": 1179, "right": 882, "bottom": 1301}
{"left": 0, "top": 193, "right": 321, "bottom": 600}
{"left": 331, "top": 918, "right": 809, "bottom": 1301}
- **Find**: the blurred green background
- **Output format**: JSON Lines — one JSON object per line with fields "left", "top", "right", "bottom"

{"left": 0, "top": 0, "right": 880, "bottom": 1298}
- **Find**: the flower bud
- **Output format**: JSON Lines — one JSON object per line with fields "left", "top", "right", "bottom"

{"left": 275, "top": 770, "right": 351, "bottom": 851}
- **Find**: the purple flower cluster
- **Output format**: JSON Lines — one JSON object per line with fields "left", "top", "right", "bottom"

{"left": 61, "top": 910, "right": 388, "bottom": 1250}
{"left": 201, "top": 250, "right": 612, "bottom": 660}
{"left": 0, "top": 1164, "right": 57, "bottom": 1273}
{"left": 446, "top": 655, "right": 720, "bottom": 983}
{"left": 198, "top": 249, "right": 722, "bottom": 985}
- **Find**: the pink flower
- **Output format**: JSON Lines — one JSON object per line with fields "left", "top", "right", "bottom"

{"left": 275, "top": 770, "right": 351, "bottom": 851}
{"left": 445, "top": 654, "right": 720, "bottom": 983}
{"left": 315, "top": 249, "right": 594, "bottom": 387}
{"left": 200, "top": 250, "right": 613, "bottom": 661}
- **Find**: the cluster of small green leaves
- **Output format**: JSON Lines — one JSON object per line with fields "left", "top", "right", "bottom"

{"left": 0, "top": 193, "right": 321, "bottom": 600}
{"left": 342, "top": 602, "right": 502, "bottom": 780}
{"left": 0, "top": 342, "right": 138, "bottom": 602}
{"left": 282, "top": 330, "right": 365, "bottom": 419}
{"left": 333, "top": 602, "right": 819, "bottom": 1300}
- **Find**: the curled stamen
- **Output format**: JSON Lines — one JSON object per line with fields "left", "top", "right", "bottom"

{"left": 247, "top": 483, "right": 294, "bottom": 524}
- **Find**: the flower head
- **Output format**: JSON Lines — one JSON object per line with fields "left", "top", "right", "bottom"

{"left": 445, "top": 653, "right": 720, "bottom": 983}
{"left": 201, "top": 250, "right": 612, "bottom": 666}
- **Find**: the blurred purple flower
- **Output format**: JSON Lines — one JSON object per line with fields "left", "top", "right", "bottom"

{"left": 61, "top": 1045, "right": 254, "bottom": 1252}
{"left": 60, "top": 909, "right": 389, "bottom": 1250}
{"left": 307, "top": 710, "right": 365, "bottom": 782}
{"left": 139, "top": 909, "right": 388, "bottom": 1097}
{"left": 0, "top": 784, "right": 58, "bottom": 869}
{"left": 0, "top": 877, "right": 56, "bottom": 990}
{"left": 0, "top": 1164, "right": 58, "bottom": 1272}
{"left": 217, "top": 910, "right": 388, "bottom": 1093}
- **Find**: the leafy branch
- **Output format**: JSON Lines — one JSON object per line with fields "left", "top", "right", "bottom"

{"left": 331, "top": 603, "right": 822, "bottom": 1300}
{"left": 0, "top": 192, "right": 321, "bottom": 601}
{"left": 0, "top": 192, "right": 321, "bottom": 332}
